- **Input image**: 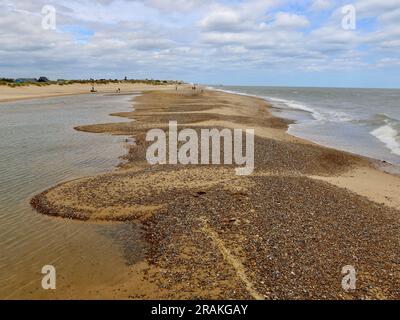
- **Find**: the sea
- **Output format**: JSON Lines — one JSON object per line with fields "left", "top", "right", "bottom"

{"left": 0, "top": 93, "right": 142, "bottom": 298}
{"left": 212, "top": 86, "right": 400, "bottom": 167}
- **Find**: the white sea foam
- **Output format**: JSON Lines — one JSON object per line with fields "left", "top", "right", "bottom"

{"left": 370, "top": 122, "right": 400, "bottom": 156}
{"left": 263, "top": 96, "right": 354, "bottom": 122}
{"left": 207, "top": 86, "right": 400, "bottom": 164}
{"left": 210, "top": 87, "right": 354, "bottom": 122}
{"left": 208, "top": 87, "right": 256, "bottom": 98}
{"left": 209, "top": 88, "right": 323, "bottom": 119}
{"left": 265, "top": 96, "right": 321, "bottom": 118}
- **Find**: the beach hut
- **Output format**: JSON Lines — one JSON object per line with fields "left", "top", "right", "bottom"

{"left": 15, "top": 78, "right": 37, "bottom": 83}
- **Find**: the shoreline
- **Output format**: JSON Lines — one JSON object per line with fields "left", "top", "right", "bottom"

{"left": 28, "top": 87, "right": 400, "bottom": 299}
{"left": 0, "top": 83, "right": 177, "bottom": 103}
{"left": 212, "top": 86, "right": 400, "bottom": 171}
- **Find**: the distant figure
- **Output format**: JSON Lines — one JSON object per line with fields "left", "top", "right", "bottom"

{"left": 176, "top": 85, "right": 178, "bottom": 91}
{"left": 91, "top": 86, "right": 96, "bottom": 93}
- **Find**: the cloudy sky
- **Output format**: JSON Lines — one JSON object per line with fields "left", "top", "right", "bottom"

{"left": 1, "top": 0, "right": 399, "bottom": 87}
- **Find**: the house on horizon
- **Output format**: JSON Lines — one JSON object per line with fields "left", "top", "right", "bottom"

{"left": 38, "top": 77, "right": 49, "bottom": 82}
{"left": 15, "top": 77, "right": 49, "bottom": 83}
{"left": 15, "top": 78, "right": 37, "bottom": 83}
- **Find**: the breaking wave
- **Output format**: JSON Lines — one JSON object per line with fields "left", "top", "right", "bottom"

{"left": 264, "top": 96, "right": 354, "bottom": 122}
{"left": 369, "top": 114, "right": 400, "bottom": 156}
{"left": 209, "top": 86, "right": 400, "bottom": 158}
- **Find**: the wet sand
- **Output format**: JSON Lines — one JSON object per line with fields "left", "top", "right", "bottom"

{"left": 31, "top": 88, "right": 400, "bottom": 299}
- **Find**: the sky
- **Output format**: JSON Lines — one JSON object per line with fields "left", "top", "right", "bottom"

{"left": 0, "top": 0, "right": 400, "bottom": 88}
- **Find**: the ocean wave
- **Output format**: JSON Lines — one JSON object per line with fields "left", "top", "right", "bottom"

{"left": 210, "top": 87, "right": 354, "bottom": 123}
{"left": 356, "top": 113, "right": 399, "bottom": 126}
{"left": 211, "top": 86, "right": 400, "bottom": 164}
{"left": 264, "top": 96, "right": 354, "bottom": 122}
{"left": 208, "top": 87, "right": 257, "bottom": 98}
{"left": 370, "top": 115, "right": 400, "bottom": 156}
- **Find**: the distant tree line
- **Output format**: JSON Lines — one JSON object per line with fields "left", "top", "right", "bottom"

{"left": 0, "top": 77, "right": 184, "bottom": 87}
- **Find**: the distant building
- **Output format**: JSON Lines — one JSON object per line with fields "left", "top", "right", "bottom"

{"left": 15, "top": 78, "right": 37, "bottom": 83}
{"left": 38, "top": 77, "right": 49, "bottom": 82}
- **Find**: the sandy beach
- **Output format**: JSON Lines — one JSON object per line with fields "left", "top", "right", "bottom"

{"left": 0, "top": 83, "right": 176, "bottom": 103}
{"left": 27, "top": 87, "right": 400, "bottom": 299}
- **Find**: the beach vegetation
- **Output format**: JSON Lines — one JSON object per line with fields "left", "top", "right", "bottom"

{"left": 0, "top": 78, "right": 183, "bottom": 87}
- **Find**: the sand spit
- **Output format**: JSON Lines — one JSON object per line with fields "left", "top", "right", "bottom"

{"left": 31, "top": 89, "right": 400, "bottom": 299}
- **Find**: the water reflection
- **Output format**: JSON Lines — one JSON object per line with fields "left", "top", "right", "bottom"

{"left": 0, "top": 93, "right": 142, "bottom": 299}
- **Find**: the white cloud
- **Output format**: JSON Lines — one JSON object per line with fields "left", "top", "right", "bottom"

{"left": 377, "top": 57, "right": 400, "bottom": 67}
{"left": 272, "top": 12, "right": 310, "bottom": 28}
{"left": 144, "top": 0, "right": 210, "bottom": 12}
{"left": 378, "top": 8, "right": 400, "bottom": 25}
{"left": 0, "top": 0, "right": 400, "bottom": 80}
{"left": 199, "top": 6, "right": 247, "bottom": 32}
{"left": 355, "top": 0, "right": 400, "bottom": 15}
{"left": 310, "top": 0, "right": 334, "bottom": 11}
